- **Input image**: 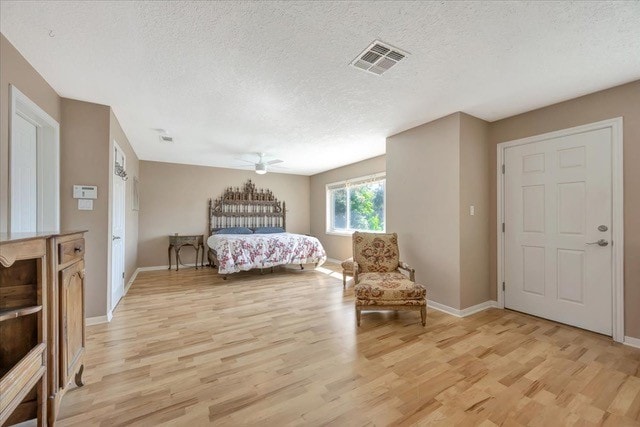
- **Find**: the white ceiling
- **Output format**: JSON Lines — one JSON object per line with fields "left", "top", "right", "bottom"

{"left": 1, "top": 1, "right": 639, "bottom": 175}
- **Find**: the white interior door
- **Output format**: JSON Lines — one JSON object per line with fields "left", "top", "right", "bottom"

{"left": 11, "top": 113, "right": 38, "bottom": 232}
{"left": 504, "top": 128, "right": 612, "bottom": 335}
{"left": 111, "top": 143, "right": 126, "bottom": 310}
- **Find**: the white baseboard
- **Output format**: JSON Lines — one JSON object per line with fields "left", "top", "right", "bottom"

{"left": 137, "top": 263, "right": 199, "bottom": 272}
{"left": 326, "top": 257, "right": 343, "bottom": 264}
{"left": 86, "top": 273, "right": 138, "bottom": 327}
{"left": 86, "top": 307, "right": 114, "bottom": 326}
{"left": 427, "top": 300, "right": 498, "bottom": 318}
{"left": 137, "top": 265, "right": 170, "bottom": 271}
{"left": 460, "top": 300, "right": 499, "bottom": 316}
{"left": 86, "top": 314, "right": 109, "bottom": 326}
{"left": 124, "top": 267, "right": 140, "bottom": 295}
{"left": 624, "top": 336, "right": 640, "bottom": 349}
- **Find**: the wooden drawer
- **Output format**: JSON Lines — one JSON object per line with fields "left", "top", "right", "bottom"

{"left": 58, "top": 238, "right": 85, "bottom": 265}
{"left": 0, "top": 343, "right": 46, "bottom": 425}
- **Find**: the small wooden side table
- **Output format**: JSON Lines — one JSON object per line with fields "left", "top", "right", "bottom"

{"left": 168, "top": 234, "right": 205, "bottom": 271}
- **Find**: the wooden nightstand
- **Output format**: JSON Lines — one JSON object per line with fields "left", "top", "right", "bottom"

{"left": 168, "top": 235, "right": 205, "bottom": 271}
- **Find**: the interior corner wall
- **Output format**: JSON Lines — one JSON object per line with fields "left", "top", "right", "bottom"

{"left": 109, "top": 109, "right": 139, "bottom": 287}
{"left": 488, "top": 80, "right": 640, "bottom": 339}
{"left": 60, "top": 98, "right": 110, "bottom": 319}
{"left": 459, "top": 113, "right": 491, "bottom": 309}
{"left": 137, "top": 161, "right": 310, "bottom": 268}
{"left": 386, "top": 113, "right": 462, "bottom": 309}
{"left": 0, "top": 33, "right": 61, "bottom": 233}
{"left": 309, "top": 155, "right": 386, "bottom": 260}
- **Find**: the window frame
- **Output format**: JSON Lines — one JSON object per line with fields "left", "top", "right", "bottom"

{"left": 325, "top": 172, "right": 386, "bottom": 236}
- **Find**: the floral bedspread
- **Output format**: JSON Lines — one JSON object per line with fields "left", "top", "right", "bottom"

{"left": 207, "top": 233, "right": 327, "bottom": 274}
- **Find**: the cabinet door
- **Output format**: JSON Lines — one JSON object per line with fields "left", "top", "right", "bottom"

{"left": 59, "top": 260, "right": 85, "bottom": 387}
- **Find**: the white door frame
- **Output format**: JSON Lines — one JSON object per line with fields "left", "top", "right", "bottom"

{"left": 497, "top": 118, "right": 624, "bottom": 342}
{"left": 108, "top": 140, "right": 126, "bottom": 315}
{"left": 9, "top": 85, "right": 60, "bottom": 232}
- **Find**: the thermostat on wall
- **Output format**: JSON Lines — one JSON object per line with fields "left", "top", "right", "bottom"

{"left": 73, "top": 185, "right": 98, "bottom": 199}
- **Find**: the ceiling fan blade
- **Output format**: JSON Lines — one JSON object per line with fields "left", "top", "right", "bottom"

{"left": 267, "top": 159, "right": 283, "bottom": 165}
{"left": 234, "top": 158, "right": 256, "bottom": 165}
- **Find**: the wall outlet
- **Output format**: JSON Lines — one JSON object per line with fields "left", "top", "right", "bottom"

{"left": 470, "top": 205, "right": 475, "bottom": 216}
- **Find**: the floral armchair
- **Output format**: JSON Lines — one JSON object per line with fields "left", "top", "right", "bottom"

{"left": 352, "top": 232, "right": 426, "bottom": 326}
{"left": 352, "top": 232, "right": 415, "bottom": 284}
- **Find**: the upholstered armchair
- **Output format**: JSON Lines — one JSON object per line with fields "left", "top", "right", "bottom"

{"left": 352, "top": 232, "right": 426, "bottom": 326}
{"left": 341, "top": 257, "right": 354, "bottom": 289}
{"left": 351, "top": 232, "right": 415, "bottom": 284}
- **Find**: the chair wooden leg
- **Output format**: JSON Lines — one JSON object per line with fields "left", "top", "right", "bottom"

{"left": 421, "top": 305, "right": 427, "bottom": 326}
{"left": 356, "top": 307, "right": 361, "bottom": 326}
{"left": 343, "top": 271, "right": 346, "bottom": 289}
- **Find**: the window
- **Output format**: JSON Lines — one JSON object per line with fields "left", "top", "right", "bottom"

{"left": 326, "top": 173, "right": 385, "bottom": 234}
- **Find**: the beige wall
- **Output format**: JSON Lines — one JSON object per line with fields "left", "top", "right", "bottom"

{"left": 309, "top": 155, "right": 386, "bottom": 260}
{"left": 489, "top": 80, "right": 640, "bottom": 339}
{"left": 2, "top": 34, "right": 140, "bottom": 319}
{"left": 109, "top": 109, "right": 139, "bottom": 291}
{"left": 387, "top": 114, "right": 462, "bottom": 309}
{"left": 138, "top": 161, "right": 310, "bottom": 267}
{"left": 459, "top": 113, "right": 491, "bottom": 309}
{"left": 60, "top": 99, "right": 110, "bottom": 318}
{"left": 0, "top": 33, "right": 61, "bottom": 232}
{"left": 60, "top": 101, "right": 141, "bottom": 319}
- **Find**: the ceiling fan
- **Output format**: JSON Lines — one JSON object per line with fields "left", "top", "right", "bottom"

{"left": 236, "top": 153, "right": 284, "bottom": 175}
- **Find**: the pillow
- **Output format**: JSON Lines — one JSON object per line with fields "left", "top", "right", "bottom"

{"left": 215, "top": 227, "right": 253, "bottom": 235}
{"left": 253, "top": 227, "right": 285, "bottom": 234}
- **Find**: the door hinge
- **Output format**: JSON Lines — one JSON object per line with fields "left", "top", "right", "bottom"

{"left": 502, "top": 164, "right": 505, "bottom": 174}
{"left": 122, "top": 272, "right": 125, "bottom": 279}
{"left": 502, "top": 282, "right": 505, "bottom": 292}
{"left": 502, "top": 223, "right": 505, "bottom": 232}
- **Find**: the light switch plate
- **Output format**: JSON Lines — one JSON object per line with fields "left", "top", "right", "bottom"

{"left": 78, "top": 199, "right": 93, "bottom": 210}
{"left": 470, "top": 205, "right": 475, "bottom": 216}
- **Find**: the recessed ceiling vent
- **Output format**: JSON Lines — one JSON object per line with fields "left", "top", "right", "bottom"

{"left": 351, "top": 40, "right": 409, "bottom": 75}
{"left": 153, "top": 128, "right": 174, "bottom": 143}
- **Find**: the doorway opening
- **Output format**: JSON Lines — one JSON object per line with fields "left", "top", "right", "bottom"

{"left": 110, "top": 141, "right": 126, "bottom": 313}
{"left": 9, "top": 85, "right": 60, "bottom": 232}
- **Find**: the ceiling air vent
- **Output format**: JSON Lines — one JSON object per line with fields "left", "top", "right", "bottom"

{"left": 159, "top": 135, "right": 174, "bottom": 143}
{"left": 351, "top": 40, "right": 408, "bottom": 76}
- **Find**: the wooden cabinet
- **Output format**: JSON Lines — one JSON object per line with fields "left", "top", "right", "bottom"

{"left": 59, "top": 260, "right": 85, "bottom": 388}
{"left": 0, "top": 235, "right": 48, "bottom": 427}
{"left": 47, "top": 232, "right": 86, "bottom": 425}
{"left": 0, "top": 231, "right": 86, "bottom": 426}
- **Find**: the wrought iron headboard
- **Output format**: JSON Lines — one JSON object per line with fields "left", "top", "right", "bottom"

{"left": 208, "top": 179, "right": 286, "bottom": 235}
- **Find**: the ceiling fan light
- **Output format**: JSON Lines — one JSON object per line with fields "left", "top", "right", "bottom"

{"left": 255, "top": 163, "right": 267, "bottom": 174}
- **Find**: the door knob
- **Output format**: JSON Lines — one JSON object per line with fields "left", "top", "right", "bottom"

{"left": 586, "top": 239, "right": 608, "bottom": 247}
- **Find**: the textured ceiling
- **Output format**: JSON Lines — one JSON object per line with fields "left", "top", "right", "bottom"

{"left": 1, "top": 1, "right": 639, "bottom": 175}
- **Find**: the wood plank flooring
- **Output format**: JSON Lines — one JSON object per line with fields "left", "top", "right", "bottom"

{"left": 56, "top": 263, "right": 640, "bottom": 426}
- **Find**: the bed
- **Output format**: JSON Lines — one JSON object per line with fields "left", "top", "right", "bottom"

{"left": 207, "top": 180, "right": 326, "bottom": 277}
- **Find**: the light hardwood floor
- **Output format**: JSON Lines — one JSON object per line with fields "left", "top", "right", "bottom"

{"left": 57, "top": 263, "right": 640, "bottom": 426}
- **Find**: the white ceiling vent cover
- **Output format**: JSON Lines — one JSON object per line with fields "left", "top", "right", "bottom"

{"left": 351, "top": 40, "right": 409, "bottom": 76}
